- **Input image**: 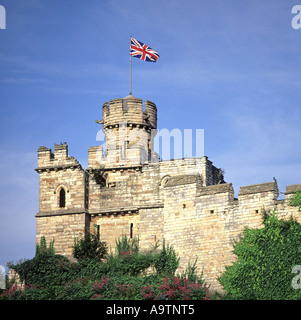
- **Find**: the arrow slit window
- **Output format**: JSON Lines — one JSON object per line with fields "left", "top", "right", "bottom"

{"left": 59, "top": 188, "right": 66, "bottom": 208}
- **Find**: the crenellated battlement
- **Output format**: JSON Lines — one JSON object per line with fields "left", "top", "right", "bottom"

{"left": 196, "top": 180, "right": 298, "bottom": 207}
{"left": 100, "top": 95, "right": 157, "bottom": 130}
{"left": 93, "top": 96, "right": 158, "bottom": 167}
{"left": 36, "top": 143, "right": 82, "bottom": 172}
{"left": 238, "top": 181, "right": 278, "bottom": 197}
{"left": 285, "top": 183, "right": 301, "bottom": 195}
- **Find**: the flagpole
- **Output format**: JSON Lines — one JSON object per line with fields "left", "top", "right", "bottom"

{"left": 130, "top": 36, "right": 132, "bottom": 95}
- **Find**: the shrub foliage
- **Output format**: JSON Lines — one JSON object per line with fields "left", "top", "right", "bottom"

{"left": 5, "top": 204, "right": 301, "bottom": 300}
{"left": 289, "top": 190, "right": 301, "bottom": 211}
{"left": 3, "top": 234, "right": 213, "bottom": 300}
{"left": 73, "top": 227, "right": 107, "bottom": 262}
{"left": 154, "top": 239, "right": 180, "bottom": 276}
{"left": 218, "top": 209, "right": 301, "bottom": 299}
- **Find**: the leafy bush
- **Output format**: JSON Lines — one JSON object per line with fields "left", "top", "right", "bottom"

{"left": 106, "top": 252, "right": 153, "bottom": 276}
{"left": 218, "top": 209, "right": 301, "bottom": 299}
{"left": 7, "top": 236, "right": 80, "bottom": 291}
{"left": 35, "top": 236, "right": 55, "bottom": 256}
{"left": 90, "top": 274, "right": 161, "bottom": 300}
{"left": 105, "top": 235, "right": 154, "bottom": 276}
{"left": 8, "top": 252, "right": 78, "bottom": 288}
{"left": 115, "top": 233, "right": 139, "bottom": 254}
{"left": 90, "top": 274, "right": 212, "bottom": 300}
{"left": 182, "top": 258, "right": 205, "bottom": 283}
{"left": 57, "top": 278, "right": 94, "bottom": 300}
{"left": 289, "top": 190, "right": 301, "bottom": 210}
{"left": 154, "top": 239, "right": 179, "bottom": 276}
{"left": 89, "top": 167, "right": 106, "bottom": 187}
{"left": 73, "top": 228, "right": 107, "bottom": 262}
{"left": 3, "top": 233, "right": 216, "bottom": 300}
{"left": 158, "top": 276, "right": 213, "bottom": 300}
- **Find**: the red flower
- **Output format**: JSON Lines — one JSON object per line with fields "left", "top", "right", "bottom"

{"left": 93, "top": 277, "right": 111, "bottom": 294}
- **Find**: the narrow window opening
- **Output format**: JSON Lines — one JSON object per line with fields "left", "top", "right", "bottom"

{"left": 210, "top": 210, "right": 214, "bottom": 214}
{"left": 59, "top": 188, "right": 66, "bottom": 208}
{"left": 96, "top": 225, "right": 100, "bottom": 240}
{"left": 130, "top": 223, "right": 133, "bottom": 239}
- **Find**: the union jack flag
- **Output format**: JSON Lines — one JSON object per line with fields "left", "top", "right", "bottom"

{"left": 130, "top": 38, "right": 160, "bottom": 62}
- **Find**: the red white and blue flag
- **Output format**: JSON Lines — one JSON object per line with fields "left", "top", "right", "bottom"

{"left": 130, "top": 38, "right": 160, "bottom": 62}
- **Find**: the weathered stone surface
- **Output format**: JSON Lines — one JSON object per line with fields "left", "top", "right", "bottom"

{"left": 239, "top": 181, "right": 278, "bottom": 196}
{"left": 163, "top": 174, "right": 199, "bottom": 187}
{"left": 285, "top": 183, "right": 301, "bottom": 194}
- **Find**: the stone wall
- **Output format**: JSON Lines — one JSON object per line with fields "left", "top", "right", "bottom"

{"left": 91, "top": 213, "right": 140, "bottom": 252}
{"left": 36, "top": 144, "right": 87, "bottom": 213}
{"left": 35, "top": 141, "right": 301, "bottom": 292}
{"left": 36, "top": 213, "right": 89, "bottom": 259}
{"left": 158, "top": 179, "right": 301, "bottom": 291}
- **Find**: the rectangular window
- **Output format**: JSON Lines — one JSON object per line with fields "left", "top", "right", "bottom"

{"left": 96, "top": 225, "right": 100, "bottom": 240}
{"left": 130, "top": 223, "right": 133, "bottom": 239}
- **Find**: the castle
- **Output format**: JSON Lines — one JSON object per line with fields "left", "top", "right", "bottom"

{"left": 35, "top": 95, "right": 301, "bottom": 291}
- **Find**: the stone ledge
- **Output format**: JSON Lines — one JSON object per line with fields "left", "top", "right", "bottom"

{"left": 198, "top": 183, "right": 233, "bottom": 196}
{"left": 239, "top": 181, "right": 278, "bottom": 196}
{"left": 89, "top": 202, "right": 164, "bottom": 216}
{"left": 285, "top": 184, "right": 301, "bottom": 194}
{"left": 103, "top": 122, "right": 155, "bottom": 130}
{"left": 35, "top": 164, "right": 83, "bottom": 173}
{"left": 139, "top": 202, "right": 164, "bottom": 209}
{"left": 90, "top": 206, "right": 139, "bottom": 216}
{"left": 36, "top": 209, "right": 88, "bottom": 217}
{"left": 38, "top": 146, "right": 50, "bottom": 152}
{"left": 87, "top": 164, "right": 142, "bottom": 172}
{"left": 164, "top": 174, "right": 199, "bottom": 187}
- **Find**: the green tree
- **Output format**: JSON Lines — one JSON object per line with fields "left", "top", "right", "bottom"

{"left": 73, "top": 228, "right": 107, "bottom": 262}
{"left": 218, "top": 209, "right": 301, "bottom": 299}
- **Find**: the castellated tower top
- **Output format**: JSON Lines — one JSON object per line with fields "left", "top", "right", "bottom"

{"left": 100, "top": 95, "right": 157, "bottom": 130}
{"left": 92, "top": 95, "right": 158, "bottom": 168}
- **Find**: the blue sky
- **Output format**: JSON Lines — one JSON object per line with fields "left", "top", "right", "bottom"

{"left": 1, "top": 0, "right": 301, "bottom": 271}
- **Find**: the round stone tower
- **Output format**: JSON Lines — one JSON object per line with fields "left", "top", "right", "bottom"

{"left": 94, "top": 94, "right": 158, "bottom": 168}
